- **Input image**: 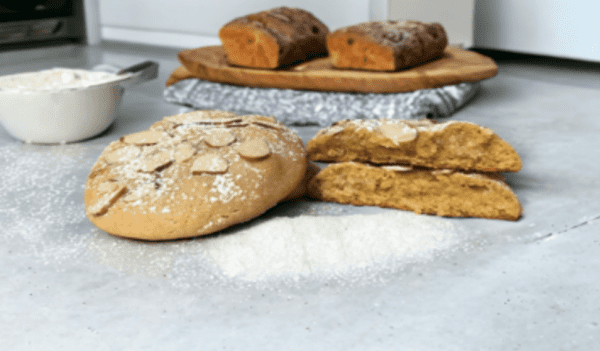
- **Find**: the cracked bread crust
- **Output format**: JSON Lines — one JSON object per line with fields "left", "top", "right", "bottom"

{"left": 307, "top": 119, "right": 522, "bottom": 173}
{"left": 308, "top": 162, "right": 522, "bottom": 221}
{"left": 219, "top": 7, "right": 329, "bottom": 69}
{"left": 84, "top": 111, "right": 307, "bottom": 241}
{"left": 327, "top": 20, "right": 448, "bottom": 71}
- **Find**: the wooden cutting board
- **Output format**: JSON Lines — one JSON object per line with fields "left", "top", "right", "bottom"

{"left": 171, "top": 45, "right": 498, "bottom": 93}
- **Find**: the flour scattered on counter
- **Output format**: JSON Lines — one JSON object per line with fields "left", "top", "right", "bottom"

{"left": 0, "top": 141, "right": 471, "bottom": 289}
{"left": 200, "top": 211, "right": 462, "bottom": 283}
{"left": 83, "top": 204, "right": 472, "bottom": 289}
{"left": 0, "top": 142, "right": 93, "bottom": 266}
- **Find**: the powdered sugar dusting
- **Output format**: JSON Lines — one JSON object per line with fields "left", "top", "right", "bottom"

{"left": 211, "top": 173, "right": 243, "bottom": 203}
{"left": 342, "top": 118, "right": 455, "bottom": 133}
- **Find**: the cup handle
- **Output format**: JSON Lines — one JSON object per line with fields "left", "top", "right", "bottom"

{"left": 117, "top": 61, "right": 159, "bottom": 88}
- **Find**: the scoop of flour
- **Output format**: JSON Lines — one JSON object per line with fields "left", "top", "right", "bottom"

{"left": 0, "top": 68, "right": 124, "bottom": 93}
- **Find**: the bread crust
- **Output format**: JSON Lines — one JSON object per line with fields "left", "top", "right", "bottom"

{"left": 219, "top": 7, "right": 329, "bottom": 69}
{"left": 307, "top": 119, "right": 522, "bottom": 173}
{"left": 327, "top": 20, "right": 448, "bottom": 71}
{"left": 308, "top": 162, "right": 522, "bottom": 221}
{"left": 84, "top": 111, "right": 307, "bottom": 241}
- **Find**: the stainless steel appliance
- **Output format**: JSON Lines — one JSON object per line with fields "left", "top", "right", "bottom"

{"left": 0, "top": 0, "right": 87, "bottom": 48}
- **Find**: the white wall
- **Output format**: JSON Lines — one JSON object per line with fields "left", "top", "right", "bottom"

{"left": 98, "top": 0, "right": 375, "bottom": 48}
{"left": 94, "top": 0, "right": 600, "bottom": 62}
{"left": 388, "top": 0, "right": 474, "bottom": 47}
{"left": 474, "top": 0, "right": 600, "bottom": 61}
{"left": 95, "top": 0, "right": 475, "bottom": 49}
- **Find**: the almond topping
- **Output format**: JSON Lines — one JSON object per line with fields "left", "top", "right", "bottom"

{"left": 225, "top": 122, "right": 249, "bottom": 128}
{"left": 205, "top": 129, "right": 236, "bottom": 147}
{"left": 103, "top": 145, "right": 141, "bottom": 164}
{"left": 139, "top": 150, "right": 173, "bottom": 172}
{"left": 253, "top": 121, "right": 281, "bottom": 130}
{"left": 122, "top": 130, "right": 166, "bottom": 145}
{"left": 326, "top": 125, "right": 345, "bottom": 135}
{"left": 482, "top": 127, "right": 495, "bottom": 136}
{"left": 247, "top": 115, "right": 278, "bottom": 124}
{"left": 379, "top": 123, "right": 418, "bottom": 144}
{"left": 432, "top": 169, "right": 453, "bottom": 175}
{"left": 164, "top": 111, "right": 240, "bottom": 125}
{"left": 408, "top": 119, "right": 434, "bottom": 128}
{"left": 199, "top": 110, "right": 241, "bottom": 123}
{"left": 382, "top": 165, "right": 413, "bottom": 172}
{"left": 248, "top": 115, "right": 281, "bottom": 129}
{"left": 194, "top": 112, "right": 243, "bottom": 125}
{"left": 191, "top": 154, "right": 229, "bottom": 174}
{"left": 175, "top": 143, "right": 196, "bottom": 163}
{"left": 207, "top": 117, "right": 243, "bottom": 125}
{"left": 89, "top": 182, "right": 128, "bottom": 216}
{"left": 236, "top": 138, "right": 271, "bottom": 159}
{"left": 121, "top": 183, "right": 153, "bottom": 203}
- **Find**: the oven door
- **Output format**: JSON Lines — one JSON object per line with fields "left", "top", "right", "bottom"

{"left": 0, "top": 0, "right": 86, "bottom": 46}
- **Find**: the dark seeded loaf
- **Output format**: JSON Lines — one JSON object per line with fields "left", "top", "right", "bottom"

{"left": 219, "top": 7, "right": 329, "bottom": 69}
{"left": 327, "top": 20, "right": 448, "bottom": 71}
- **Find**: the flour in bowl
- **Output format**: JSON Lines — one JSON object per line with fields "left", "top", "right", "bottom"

{"left": 0, "top": 68, "right": 126, "bottom": 93}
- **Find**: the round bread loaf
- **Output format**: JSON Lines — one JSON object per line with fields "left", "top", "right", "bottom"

{"left": 84, "top": 110, "right": 307, "bottom": 240}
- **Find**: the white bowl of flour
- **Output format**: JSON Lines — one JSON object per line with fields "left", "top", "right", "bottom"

{"left": 0, "top": 62, "right": 158, "bottom": 144}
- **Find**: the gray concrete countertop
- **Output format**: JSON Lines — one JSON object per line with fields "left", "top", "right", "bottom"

{"left": 1, "top": 42, "right": 599, "bottom": 350}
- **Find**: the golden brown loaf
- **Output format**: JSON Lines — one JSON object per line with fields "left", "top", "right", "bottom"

{"left": 327, "top": 20, "right": 448, "bottom": 71}
{"left": 308, "top": 162, "right": 522, "bottom": 221}
{"left": 307, "top": 119, "right": 522, "bottom": 173}
{"left": 219, "top": 7, "right": 329, "bottom": 69}
{"left": 84, "top": 111, "right": 307, "bottom": 241}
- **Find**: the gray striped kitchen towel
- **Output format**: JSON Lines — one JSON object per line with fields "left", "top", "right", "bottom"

{"left": 163, "top": 79, "right": 480, "bottom": 126}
